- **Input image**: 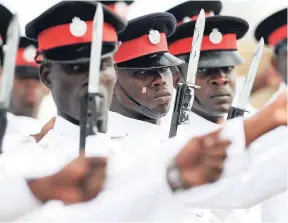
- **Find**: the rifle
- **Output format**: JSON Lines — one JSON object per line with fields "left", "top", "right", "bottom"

{"left": 79, "top": 3, "right": 107, "bottom": 154}
{"left": 227, "top": 38, "right": 264, "bottom": 119}
{"left": 0, "top": 15, "right": 20, "bottom": 153}
{"left": 169, "top": 10, "right": 206, "bottom": 138}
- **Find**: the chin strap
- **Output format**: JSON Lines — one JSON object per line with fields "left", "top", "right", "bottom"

{"left": 117, "top": 80, "right": 167, "bottom": 119}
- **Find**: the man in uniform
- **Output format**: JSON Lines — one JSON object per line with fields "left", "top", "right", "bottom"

{"left": 166, "top": 0, "right": 222, "bottom": 88}
{"left": 167, "top": 10, "right": 286, "bottom": 222}
{"left": 9, "top": 37, "right": 48, "bottom": 119}
{"left": 168, "top": 15, "right": 249, "bottom": 125}
{"left": 165, "top": 0, "right": 257, "bottom": 121}
{"left": 255, "top": 8, "right": 287, "bottom": 101}
{"left": 0, "top": 5, "right": 42, "bottom": 135}
{"left": 254, "top": 8, "right": 288, "bottom": 222}
{"left": 110, "top": 12, "right": 183, "bottom": 138}
{"left": 15, "top": 0, "right": 288, "bottom": 221}
{"left": 0, "top": 3, "right": 109, "bottom": 221}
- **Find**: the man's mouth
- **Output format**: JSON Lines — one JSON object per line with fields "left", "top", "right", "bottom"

{"left": 210, "top": 93, "right": 231, "bottom": 99}
{"left": 153, "top": 89, "right": 172, "bottom": 104}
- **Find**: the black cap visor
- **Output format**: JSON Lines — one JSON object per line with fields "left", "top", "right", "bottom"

{"left": 39, "top": 42, "right": 117, "bottom": 63}
{"left": 117, "top": 52, "right": 184, "bottom": 70}
{"left": 179, "top": 50, "right": 244, "bottom": 69}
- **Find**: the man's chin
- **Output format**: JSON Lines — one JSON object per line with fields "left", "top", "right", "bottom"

{"left": 211, "top": 104, "right": 230, "bottom": 114}
{"left": 153, "top": 103, "right": 170, "bottom": 113}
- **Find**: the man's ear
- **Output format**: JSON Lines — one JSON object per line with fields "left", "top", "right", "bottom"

{"left": 39, "top": 63, "right": 52, "bottom": 89}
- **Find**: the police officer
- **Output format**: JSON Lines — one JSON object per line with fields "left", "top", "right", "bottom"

{"left": 255, "top": 8, "right": 287, "bottom": 101}
{"left": 10, "top": 37, "right": 48, "bottom": 119}
{"left": 110, "top": 12, "right": 183, "bottom": 130}
{"left": 168, "top": 15, "right": 249, "bottom": 125}
{"left": 254, "top": 8, "right": 288, "bottom": 222}
{"left": 166, "top": 0, "right": 222, "bottom": 87}
{"left": 0, "top": 5, "right": 42, "bottom": 135}
{"left": 15, "top": 1, "right": 288, "bottom": 221}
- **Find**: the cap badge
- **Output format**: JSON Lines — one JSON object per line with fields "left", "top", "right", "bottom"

{"left": 115, "top": 1, "right": 128, "bottom": 18}
{"left": 23, "top": 45, "right": 37, "bottom": 62}
{"left": 148, "top": 29, "right": 161, "bottom": 45}
{"left": 182, "top": 16, "right": 191, "bottom": 23}
{"left": 209, "top": 11, "right": 215, "bottom": 17}
{"left": 70, "top": 17, "right": 87, "bottom": 37}
{"left": 209, "top": 28, "right": 223, "bottom": 44}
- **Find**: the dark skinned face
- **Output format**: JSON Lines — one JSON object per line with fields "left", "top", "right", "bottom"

{"left": 10, "top": 76, "right": 48, "bottom": 118}
{"left": 272, "top": 42, "right": 287, "bottom": 84}
{"left": 171, "top": 66, "right": 185, "bottom": 88}
{"left": 114, "top": 67, "right": 174, "bottom": 118}
{"left": 39, "top": 57, "right": 116, "bottom": 121}
{"left": 179, "top": 63, "right": 236, "bottom": 117}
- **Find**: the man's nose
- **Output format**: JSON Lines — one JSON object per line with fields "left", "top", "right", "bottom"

{"left": 151, "top": 70, "right": 166, "bottom": 87}
{"left": 208, "top": 70, "right": 229, "bottom": 87}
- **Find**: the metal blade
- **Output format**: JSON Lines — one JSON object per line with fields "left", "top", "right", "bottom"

{"left": 237, "top": 38, "right": 264, "bottom": 109}
{"left": 186, "top": 9, "right": 206, "bottom": 85}
{"left": 88, "top": 3, "right": 103, "bottom": 94}
{"left": 0, "top": 15, "right": 20, "bottom": 109}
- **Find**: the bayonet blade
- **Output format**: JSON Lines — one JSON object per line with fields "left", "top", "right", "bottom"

{"left": 0, "top": 15, "right": 20, "bottom": 109}
{"left": 88, "top": 3, "right": 103, "bottom": 94}
{"left": 237, "top": 38, "right": 264, "bottom": 109}
{"left": 186, "top": 9, "right": 206, "bottom": 85}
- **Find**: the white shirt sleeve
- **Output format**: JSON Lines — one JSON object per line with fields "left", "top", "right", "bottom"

{"left": 15, "top": 144, "right": 175, "bottom": 222}
{"left": 0, "top": 139, "right": 68, "bottom": 221}
{"left": 219, "top": 117, "right": 250, "bottom": 177}
{"left": 0, "top": 176, "right": 42, "bottom": 221}
{"left": 174, "top": 141, "right": 287, "bottom": 209}
{"left": 13, "top": 131, "right": 286, "bottom": 221}
{"left": 165, "top": 117, "right": 250, "bottom": 178}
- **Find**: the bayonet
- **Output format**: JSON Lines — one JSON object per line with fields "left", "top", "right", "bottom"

{"left": 0, "top": 15, "right": 20, "bottom": 153}
{"left": 227, "top": 38, "right": 264, "bottom": 119}
{"left": 79, "top": 3, "right": 104, "bottom": 153}
{"left": 169, "top": 10, "right": 205, "bottom": 138}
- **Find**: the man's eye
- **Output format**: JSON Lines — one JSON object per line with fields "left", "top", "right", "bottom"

{"left": 158, "top": 67, "right": 170, "bottom": 73}
{"left": 101, "top": 63, "right": 109, "bottom": 71}
{"left": 197, "top": 68, "right": 207, "bottom": 73}
{"left": 134, "top": 71, "right": 145, "bottom": 76}
{"left": 62, "top": 63, "right": 89, "bottom": 74}
{"left": 72, "top": 65, "right": 80, "bottom": 72}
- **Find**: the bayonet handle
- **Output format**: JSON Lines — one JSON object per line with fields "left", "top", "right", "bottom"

{"left": 227, "top": 107, "right": 247, "bottom": 120}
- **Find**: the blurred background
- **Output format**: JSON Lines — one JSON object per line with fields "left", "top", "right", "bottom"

{"left": 0, "top": 0, "right": 286, "bottom": 123}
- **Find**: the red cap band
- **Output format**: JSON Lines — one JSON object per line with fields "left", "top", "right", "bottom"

{"left": 169, "top": 34, "right": 237, "bottom": 55}
{"left": 114, "top": 33, "right": 168, "bottom": 63}
{"left": 268, "top": 24, "right": 287, "bottom": 46}
{"left": 177, "top": 12, "right": 214, "bottom": 25}
{"left": 16, "top": 48, "right": 39, "bottom": 67}
{"left": 38, "top": 21, "right": 117, "bottom": 51}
